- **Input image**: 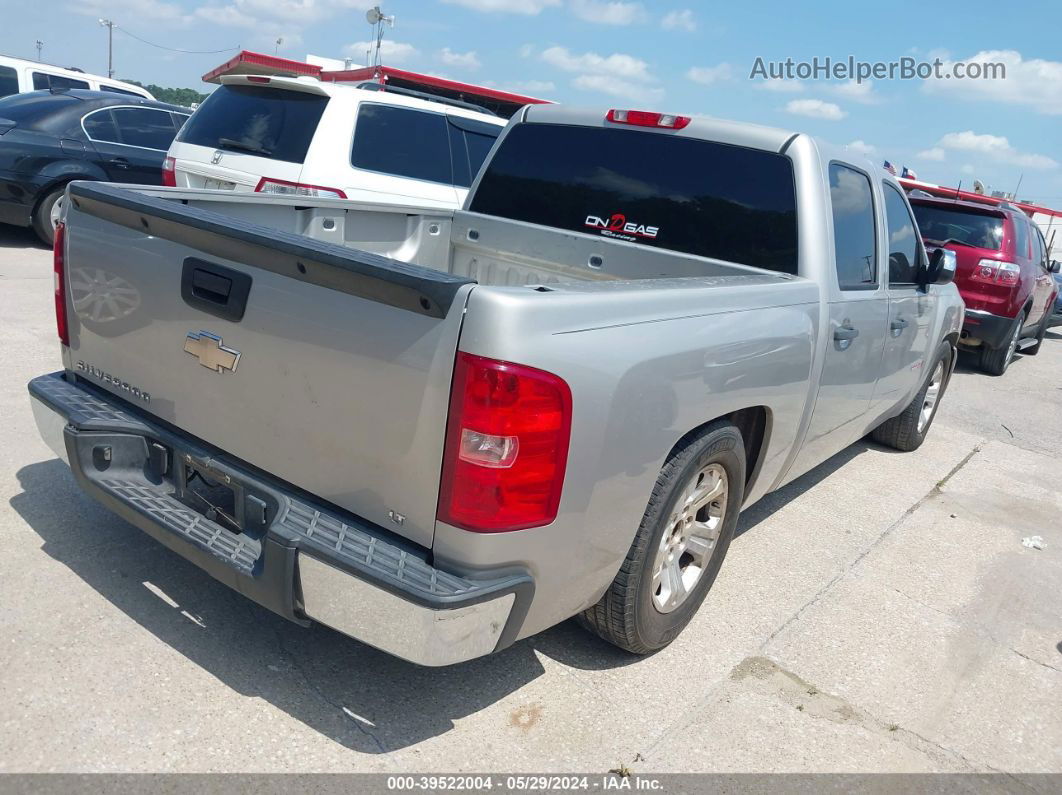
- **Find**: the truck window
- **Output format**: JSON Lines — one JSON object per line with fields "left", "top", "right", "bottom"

{"left": 828, "top": 163, "right": 877, "bottom": 290}
{"left": 101, "top": 85, "right": 143, "bottom": 97}
{"left": 0, "top": 65, "right": 17, "bottom": 98}
{"left": 469, "top": 123, "right": 798, "bottom": 274}
{"left": 32, "top": 72, "right": 90, "bottom": 91}
{"left": 910, "top": 204, "right": 1003, "bottom": 251}
{"left": 882, "top": 183, "right": 919, "bottom": 285}
{"left": 351, "top": 104, "right": 452, "bottom": 185}
{"left": 177, "top": 85, "right": 328, "bottom": 164}
{"left": 447, "top": 117, "right": 501, "bottom": 188}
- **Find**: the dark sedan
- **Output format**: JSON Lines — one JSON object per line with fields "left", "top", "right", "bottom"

{"left": 0, "top": 89, "right": 190, "bottom": 245}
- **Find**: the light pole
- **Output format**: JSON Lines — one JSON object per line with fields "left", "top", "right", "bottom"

{"left": 35, "top": 40, "right": 43, "bottom": 61}
{"left": 98, "top": 19, "right": 115, "bottom": 78}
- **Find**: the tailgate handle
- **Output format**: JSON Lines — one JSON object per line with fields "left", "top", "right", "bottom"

{"left": 181, "top": 258, "right": 253, "bottom": 322}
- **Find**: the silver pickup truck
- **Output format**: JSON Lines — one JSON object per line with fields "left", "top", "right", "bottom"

{"left": 29, "top": 104, "right": 963, "bottom": 665}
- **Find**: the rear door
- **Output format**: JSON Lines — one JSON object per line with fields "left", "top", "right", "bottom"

{"left": 875, "top": 182, "right": 934, "bottom": 406}
{"left": 170, "top": 83, "right": 327, "bottom": 191}
{"left": 62, "top": 184, "right": 472, "bottom": 549}
{"left": 1029, "top": 224, "right": 1055, "bottom": 327}
{"left": 791, "top": 162, "right": 887, "bottom": 475}
{"left": 82, "top": 106, "right": 178, "bottom": 184}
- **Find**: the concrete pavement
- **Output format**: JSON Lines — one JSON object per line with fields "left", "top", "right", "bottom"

{"left": 0, "top": 224, "right": 1059, "bottom": 773}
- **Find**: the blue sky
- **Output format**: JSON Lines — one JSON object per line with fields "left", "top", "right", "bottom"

{"left": 5, "top": 0, "right": 1061, "bottom": 204}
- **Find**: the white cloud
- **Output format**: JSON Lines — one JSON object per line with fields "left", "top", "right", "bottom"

{"left": 922, "top": 50, "right": 1062, "bottom": 115}
{"left": 570, "top": 0, "right": 645, "bottom": 25}
{"left": 441, "top": 0, "right": 560, "bottom": 13}
{"left": 831, "top": 80, "right": 880, "bottom": 104}
{"left": 540, "top": 45, "right": 660, "bottom": 101}
{"left": 757, "top": 79, "right": 804, "bottom": 93}
{"left": 686, "top": 64, "right": 732, "bottom": 85}
{"left": 661, "top": 9, "right": 695, "bottom": 31}
{"left": 937, "top": 131, "right": 1057, "bottom": 170}
{"left": 960, "top": 164, "right": 976, "bottom": 175}
{"left": 916, "top": 147, "right": 946, "bottom": 162}
{"left": 572, "top": 74, "right": 663, "bottom": 103}
{"left": 345, "top": 40, "right": 419, "bottom": 64}
{"left": 785, "top": 99, "right": 846, "bottom": 120}
{"left": 847, "top": 140, "right": 876, "bottom": 156}
{"left": 439, "top": 48, "right": 481, "bottom": 69}
{"left": 540, "top": 45, "right": 652, "bottom": 81}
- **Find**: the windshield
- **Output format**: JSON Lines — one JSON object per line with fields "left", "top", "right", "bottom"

{"left": 469, "top": 123, "right": 798, "bottom": 274}
{"left": 911, "top": 203, "right": 1004, "bottom": 251}
{"left": 177, "top": 85, "right": 328, "bottom": 164}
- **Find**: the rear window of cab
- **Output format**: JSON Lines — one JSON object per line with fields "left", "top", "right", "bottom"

{"left": 468, "top": 123, "right": 798, "bottom": 274}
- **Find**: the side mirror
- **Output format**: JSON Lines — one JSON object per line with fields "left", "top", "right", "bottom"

{"left": 925, "top": 247, "right": 956, "bottom": 285}
{"left": 1050, "top": 259, "right": 1061, "bottom": 274}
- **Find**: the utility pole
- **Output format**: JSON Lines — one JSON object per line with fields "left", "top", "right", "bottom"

{"left": 35, "top": 40, "right": 43, "bottom": 61}
{"left": 98, "top": 19, "right": 115, "bottom": 78}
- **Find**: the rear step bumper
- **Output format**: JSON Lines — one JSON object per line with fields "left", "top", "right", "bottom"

{"left": 28, "top": 371, "right": 532, "bottom": 666}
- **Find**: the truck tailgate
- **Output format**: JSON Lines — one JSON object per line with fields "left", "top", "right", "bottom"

{"left": 61, "top": 182, "right": 474, "bottom": 549}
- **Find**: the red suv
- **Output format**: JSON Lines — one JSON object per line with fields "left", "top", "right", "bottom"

{"left": 910, "top": 196, "right": 1059, "bottom": 375}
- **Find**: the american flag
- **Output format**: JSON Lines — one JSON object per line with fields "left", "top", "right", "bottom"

{"left": 883, "top": 160, "right": 897, "bottom": 175}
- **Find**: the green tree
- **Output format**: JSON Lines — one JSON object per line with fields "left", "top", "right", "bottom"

{"left": 119, "top": 79, "right": 209, "bottom": 107}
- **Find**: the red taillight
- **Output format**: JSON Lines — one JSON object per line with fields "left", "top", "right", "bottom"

{"left": 969, "top": 258, "right": 1019, "bottom": 286}
{"left": 438, "top": 353, "right": 572, "bottom": 533}
{"left": 53, "top": 221, "right": 69, "bottom": 346}
{"left": 162, "top": 156, "right": 176, "bottom": 187}
{"left": 606, "top": 108, "right": 691, "bottom": 130}
{"left": 254, "top": 177, "right": 346, "bottom": 199}
{"left": 246, "top": 76, "right": 271, "bottom": 84}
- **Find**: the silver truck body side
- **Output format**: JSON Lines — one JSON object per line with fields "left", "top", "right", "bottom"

{"left": 34, "top": 105, "right": 964, "bottom": 659}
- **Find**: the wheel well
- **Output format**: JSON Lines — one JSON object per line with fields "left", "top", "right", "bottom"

{"left": 667, "top": 406, "right": 769, "bottom": 492}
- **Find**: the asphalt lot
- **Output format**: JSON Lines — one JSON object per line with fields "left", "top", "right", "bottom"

{"left": 1, "top": 223, "right": 1059, "bottom": 774}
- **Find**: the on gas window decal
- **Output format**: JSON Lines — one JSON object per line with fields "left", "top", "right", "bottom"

{"left": 584, "top": 212, "right": 660, "bottom": 241}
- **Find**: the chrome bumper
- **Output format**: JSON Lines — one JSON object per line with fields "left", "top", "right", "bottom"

{"left": 28, "top": 374, "right": 531, "bottom": 667}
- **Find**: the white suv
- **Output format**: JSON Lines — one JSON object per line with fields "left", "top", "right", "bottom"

{"left": 164, "top": 74, "right": 507, "bottom": 209}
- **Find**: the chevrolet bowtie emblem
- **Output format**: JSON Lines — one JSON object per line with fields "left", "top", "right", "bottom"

{"left": 184, "top": 331, "right": 241, "bottom": 373}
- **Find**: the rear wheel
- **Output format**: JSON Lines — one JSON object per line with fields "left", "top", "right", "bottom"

{"left": 32, "top": 185, "right": 66, "bottom": 247}
{"left": 980, "top": 312, "right": 1024, "bottom": 376}
{"left": 872, "top": 341, "right": 951, "bottom": 452}
{"left": 579, "top": 421, "right": 745, "bottom": 654}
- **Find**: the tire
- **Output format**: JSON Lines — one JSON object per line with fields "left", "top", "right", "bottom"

{"left": 979, "top": 312, "right": 1024, "bottom": 376}
{"left": 32, "top": 185, "right": 67, "bottom": 247}
{"left": 1023, "top": 312, "right": 1050, "bottom": 356}
{"left": 579, "top": 420, "right": 746, "bottom": 655}
{"left": 872, "top": 341, "right": 952, "bottom": 452}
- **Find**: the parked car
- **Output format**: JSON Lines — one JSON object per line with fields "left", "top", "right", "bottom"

{"left": 0, "top": 54, "right": 152, "bottom": 99}
{"left": 165, "top": 74, "right": 505, "bottom": 208}
{"left": 31, "top": 106, "right": 962, "bottom": 665}
{"left": 909, "top": 195, "right": 1059, "bottom": 375}
{"left": 0, "top": 89, "right": 190, "bottom": 245}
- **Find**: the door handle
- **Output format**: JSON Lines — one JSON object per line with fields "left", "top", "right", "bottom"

{"left": 890, "top": 317, "right": 909, "bottom": 331}
{"left": 833, "top": 325, "right": 859, "bottom": 342}
{"left": 109, "top": 157, "right": 130, "bottom": 169}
